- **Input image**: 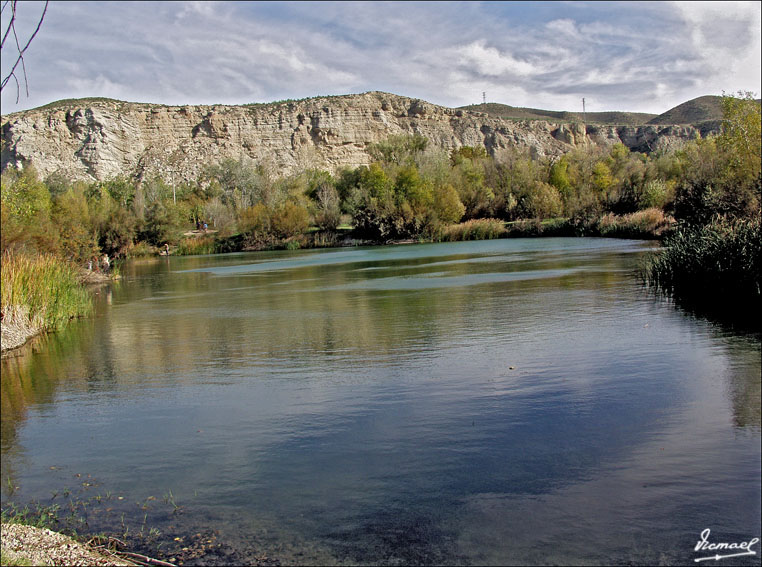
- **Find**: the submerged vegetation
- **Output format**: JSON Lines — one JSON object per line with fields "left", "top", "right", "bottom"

{"left": 0, "top": 92, "right": 759, "bottom": 338}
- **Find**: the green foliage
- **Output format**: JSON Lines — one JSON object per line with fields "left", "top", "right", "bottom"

{"left": 237, "top": 203, "right": 272, "bottom": 239}
{"left": 271, "top": 201, "right": 310, "bottom": 239}
{"left": 139, "top": 201, "right": 183, "bottom": 246}
{"left": 719, "top": 91, "right": 761, "bottom": 190}
{"left": 52, "top": 188, "right": 99, "bottom": 262}
{"left": 0, "top": 167, "right": 52, "bottom": 228}
{"left": 433, "top": 183, "right": 465, "bottom": 224}
{"left": 523, "top": 181, "right": 563, "bottom": 219}
{"left": 639, "top": 179, "right": 674, "bottom": 210}
{"left": 100, "top": 176, "right": 136, "bottom": 207}
{"left": 548, "top": 156, "right": 571, "bottom": 193}
{"left": 672, "top": 92, "right": 761, "bottom": 225}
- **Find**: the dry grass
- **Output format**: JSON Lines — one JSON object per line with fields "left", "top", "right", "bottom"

{"left": 597, "top": 208, "right": 675, "bottom": 238}
{"left": 439, "top": 219, "right": 508, "bottom": 241}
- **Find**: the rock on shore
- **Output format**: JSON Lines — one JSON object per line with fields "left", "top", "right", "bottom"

{"left": 1, "top": 523, "right": 133, "bottom": 566}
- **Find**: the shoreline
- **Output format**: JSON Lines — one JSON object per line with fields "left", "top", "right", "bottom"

{"left": 1, "top": 522, "right": 135, "bottom": 566}
{"left": 0, "top": 269, "right": 115, "bottom": 357}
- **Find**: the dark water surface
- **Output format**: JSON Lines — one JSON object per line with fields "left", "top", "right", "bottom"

{"left": 2, "top": 238, "right": 760, "bottom": 565}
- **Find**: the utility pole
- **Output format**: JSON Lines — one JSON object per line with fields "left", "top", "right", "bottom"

{"left": 582, "top": 97, "right": 586, "bottom": 123}
{"left": 483, "top": 92, "right": 486, "bottom": 105}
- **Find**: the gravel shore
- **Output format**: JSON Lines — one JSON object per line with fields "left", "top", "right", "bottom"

{"left": 1, "top": 523, "right": 135, "bottom": 566}
{"left": 0, "top": 307, "right": 41, "bottom": 355}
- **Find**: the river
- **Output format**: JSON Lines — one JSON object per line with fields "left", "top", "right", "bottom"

{"left": 1, "top": 238, "right": 760, "bottom": 565}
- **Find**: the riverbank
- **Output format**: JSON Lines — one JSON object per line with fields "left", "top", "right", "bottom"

{"left": 1, "top": 522, "right": 134, "bottom": 566}
{"left": 0, "top": 253, "right": 115, "bottom": 356}
{"left": 166, "top": 209, "right": 675, "bottom": 257}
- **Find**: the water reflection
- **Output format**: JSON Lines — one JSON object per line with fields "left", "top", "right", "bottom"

{"left": 1, "top": 238, "right": 759, "bottom": 565}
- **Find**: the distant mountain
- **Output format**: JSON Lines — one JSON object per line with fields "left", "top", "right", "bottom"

{"left": 458, "top": 102, "right": 657, "bottom": 126}
{"left": 459, "top": 95, "right": 762, "bottom": 128}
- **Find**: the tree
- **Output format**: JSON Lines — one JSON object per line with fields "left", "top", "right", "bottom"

{"left": 718, "top": 91, "right": 761, "bottom": 192}
{"left": 1, "top": 0, "right": 48, "bottom": 103}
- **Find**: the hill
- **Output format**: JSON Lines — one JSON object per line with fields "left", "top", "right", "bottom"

{"left": 647, "top": 95, "right": 724, "bottom": 125}
{"left": 2, "top": 91, "right": 715, "bottom": 183}
{"left": 458, "top": 102, "right": 657, "bottom": 126}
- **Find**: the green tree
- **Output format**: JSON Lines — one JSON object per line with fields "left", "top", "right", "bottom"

{"left": 719, "top": 91, "right": 761, "bottom": 191}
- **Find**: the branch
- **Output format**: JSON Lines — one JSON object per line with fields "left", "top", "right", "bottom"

{"left": 1, "top": 0, "right": 49, "bottom": 102}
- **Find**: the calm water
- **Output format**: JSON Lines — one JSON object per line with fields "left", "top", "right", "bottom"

{"left": 1, "top": 238, "right": 760, "bottom": 565}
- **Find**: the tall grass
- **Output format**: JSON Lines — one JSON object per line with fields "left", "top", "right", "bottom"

{"left": 439, "top": 219, "right": 507, "bottom": 241}
{"left": 173, "top": 236, "right": 219, "bottom": 256}
{"left": 643, "top": 217, "right": 761, "bottom": 302}
{"left": 1, "top": 251, "right": 93, "bottom": 332}
{"left": 597, "top": 208, "right": 675, "bottom": 239}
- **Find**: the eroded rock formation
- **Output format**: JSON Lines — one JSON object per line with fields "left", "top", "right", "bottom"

{"left": 1, "top": 92, "right": 709, "bottom": 183}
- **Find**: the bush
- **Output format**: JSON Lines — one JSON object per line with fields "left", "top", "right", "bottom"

{"left": 271, "top": 202, "right": 310, "bottom": 238}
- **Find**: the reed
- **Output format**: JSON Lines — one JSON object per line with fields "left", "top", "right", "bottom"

{"left": 643, "top": 217, "right": 761, "bottom": 302}
{"left": 173, "top": 236, "right": 218, "bottom": 256}
{"left": 597, "top": 208, "right": 675, "bottom": 239}
{"left": 1, "top": 251, "right": 93, "bottom": 333}
{"left": 439, "top": 218, "right": 508, "bottom": 241}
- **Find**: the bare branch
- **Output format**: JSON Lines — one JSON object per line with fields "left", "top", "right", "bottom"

{"left": 0, "top": 0, "right": 15, "bottom": 50}
{"left": 1, "top": 0, "right": 48, "bottom": 102}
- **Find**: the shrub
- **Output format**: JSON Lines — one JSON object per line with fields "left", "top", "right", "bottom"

{"left": 271, "top": 201, "right": 310, "bottom": 238}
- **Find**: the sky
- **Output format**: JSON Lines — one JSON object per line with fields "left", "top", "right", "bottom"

{"left": 1, "top": 1, "right": 760, "bottom": 116}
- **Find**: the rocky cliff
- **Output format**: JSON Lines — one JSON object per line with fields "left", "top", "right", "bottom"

{"left": 1, "top": 92, "right": 711, "bottom": 183}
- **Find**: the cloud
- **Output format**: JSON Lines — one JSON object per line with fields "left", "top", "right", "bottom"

{"left": 1, "top": 1, "right": 760, "bottom": 115}
{"left": 456, "top": 41, "right": 539, "bottom": 78}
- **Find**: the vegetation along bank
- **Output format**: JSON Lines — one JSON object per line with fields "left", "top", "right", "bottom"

{"left": 1, "top": 92, "right": 760, "bottom": 352}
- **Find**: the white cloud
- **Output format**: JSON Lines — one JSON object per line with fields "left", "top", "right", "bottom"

{"left": 456, "top": 41, "right": 539, "bottom": 77}
{"left": 1, "top": 1, "right": 760, "bottom": 115}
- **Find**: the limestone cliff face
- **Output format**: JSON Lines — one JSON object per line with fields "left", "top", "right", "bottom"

{"left": 1, "top": 92, "right": 708, "bottom": 183}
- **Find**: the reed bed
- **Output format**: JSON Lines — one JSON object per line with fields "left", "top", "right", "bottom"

{"left": 1, "top": 251, "right": 93, "bottom": 333}
{"left": 643, "top": 217, "right": 761, "bottom": 301}
{"left": 597, "top": 208, "right": 675, "bottom": 239}
{"left": 439, "top": 218, "right": 508, "bottom": 241}
{"left": 173, "top": 236, "right": 219, "bottom": 256}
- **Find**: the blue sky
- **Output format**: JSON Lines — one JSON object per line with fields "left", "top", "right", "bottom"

{"left": 1, "top": 1, "right": 760, "bottom": 115}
